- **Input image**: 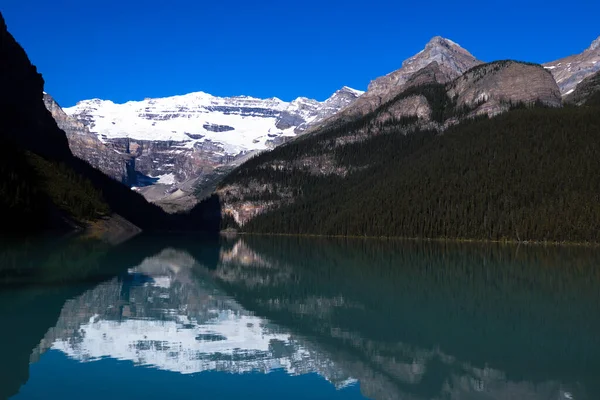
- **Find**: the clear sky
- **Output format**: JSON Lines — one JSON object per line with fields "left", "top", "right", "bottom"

{"left": 2, "top": 0, "right": 599, "bottom": 107}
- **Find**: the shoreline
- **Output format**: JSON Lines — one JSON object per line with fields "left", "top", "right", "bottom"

{"left": 221, "top": 230, "right": 600, "bottom": 248}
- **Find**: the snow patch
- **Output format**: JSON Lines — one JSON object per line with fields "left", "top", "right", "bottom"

{"left": 341, "top": 86, "right": 365, "bottom": 97}
{"left": 153, "top": 173, "right": 177, "bottom": 185}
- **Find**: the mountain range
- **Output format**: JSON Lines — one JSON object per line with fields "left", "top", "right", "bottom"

{"left": 7, "top": 236, "right": 595, "bottom": 400}
{"left": 44, "top": 34, "right": 600, "bottom": 213}
{"left": 3, "top": 7, "right": 600, "bottom": 242}
{"left": 213, "top": 39, "right": 600, "bottom": 242}
{"left": 47, "top": 86, "right": 363, "bottom": 210}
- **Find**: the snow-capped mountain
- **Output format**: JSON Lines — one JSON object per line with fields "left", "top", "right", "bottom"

{"left": 29, "top": 240, "right": 586, "bottom": 400}
{"left": 544, "top": 36, "right": 600, "bottom": 95}
{"left": 60, "top": 87, "right": 362, "bottom": 208}
{"left": 33, "top": 248, "right": 358, "bottom": 387}
{"left": 66, "top": 87, "right": 363, "bottom": 149}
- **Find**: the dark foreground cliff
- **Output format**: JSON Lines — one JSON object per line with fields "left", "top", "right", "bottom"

{"left": 0, "top": 12, "right": 221, "bottom": 235}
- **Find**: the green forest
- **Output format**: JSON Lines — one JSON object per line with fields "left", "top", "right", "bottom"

{"left": 223, "top": 98, "right": 600, "bottom": 243}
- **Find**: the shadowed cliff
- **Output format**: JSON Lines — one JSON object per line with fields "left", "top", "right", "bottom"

{"left": 0, "top": 11, "right": 222, "bottom": 235}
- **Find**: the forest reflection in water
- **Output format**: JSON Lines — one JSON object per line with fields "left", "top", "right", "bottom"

{"left": 2, "top": 234, "right": 600, "bottom": 400}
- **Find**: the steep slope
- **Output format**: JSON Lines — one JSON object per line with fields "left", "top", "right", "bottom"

{"left": 0, "top": 14, "right": 71, "bottom": 162}
{"left": 564, "top": 70, "right": 600, "bottom": 106}
{"left": 0, "top": 12, "right": 219, "bottom": 234}
{"left": 231, "top": 105, "right": 600, "bottom": 243}
{"left": 369, "top": 37, "right": 482, "bottom": 97}
{"left": 61, "top": 86, "right": 363, "bottom": 207}
{"left": 544, "top": 36, "right": 600, "bottom": 95}
{"left": 212, "top": 60, "right": 600, "bottom": 243}
{"left": 308, "top": 37, "right": 483, "bottom": 130}
{"left": 43, "top": 93, "right": 135, "bottom": 184}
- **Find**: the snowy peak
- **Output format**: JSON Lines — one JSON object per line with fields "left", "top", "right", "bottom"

{"left": 325, "top": 86, "right": 364, "bottom": 106}
{"left": 338, "top": 86, "right": 365, "bottom": 97}
{"left": 275, "top": 86, "right": 363, "bottom": 133}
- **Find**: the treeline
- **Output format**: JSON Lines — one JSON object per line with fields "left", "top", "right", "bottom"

{"left": 229, "top": 103, "right": 600, "bottom": 243}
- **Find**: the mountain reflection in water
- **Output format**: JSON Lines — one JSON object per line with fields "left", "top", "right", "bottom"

{"left": 3, "top": 235, "right": 600, "bottom": 400}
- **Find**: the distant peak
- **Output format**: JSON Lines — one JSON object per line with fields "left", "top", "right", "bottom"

{"left": 340, "top": 86, "right": 364, "bottom": 97}
{"left": 589, "top": 36, "right": 600, "bottom": 51}
{"left": 426, "top": 36, "right": 461, "bottom": 49}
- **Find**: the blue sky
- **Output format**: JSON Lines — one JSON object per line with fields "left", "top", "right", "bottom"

{"left": 2, "top": 0, "right": 599, "bottom": 107}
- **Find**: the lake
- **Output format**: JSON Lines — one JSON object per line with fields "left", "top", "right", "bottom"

{"left": 1, "top": 234, "right": 599, "bottom": 399}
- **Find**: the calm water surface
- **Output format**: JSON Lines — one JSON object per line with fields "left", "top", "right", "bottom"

{"left": 1, "top": 235, "right": 599, "bottom": 399}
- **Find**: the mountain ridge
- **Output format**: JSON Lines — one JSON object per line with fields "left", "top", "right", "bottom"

{"left": 60, "top": 85, "right": 363, "bottom": 207}
{"left": 304, "top": 36, "right": 483, "bottom": 133}
{"left": 544, "top": 35, "right": 600, "bottom": 95}
{"left": 217, "top": 59, "right": 562, "bottom": 227}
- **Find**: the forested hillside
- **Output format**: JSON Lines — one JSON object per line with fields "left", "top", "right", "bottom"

{"left": 222, "top": 97, "right": 600, "bottom": 243}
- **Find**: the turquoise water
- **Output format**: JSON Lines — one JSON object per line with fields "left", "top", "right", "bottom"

{"left": 1, "top": 234, "right": 599, "bottom": 399}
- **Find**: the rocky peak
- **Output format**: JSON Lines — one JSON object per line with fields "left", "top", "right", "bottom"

{"left": 338, "top": 86, "right": 365, "bottom": 97}
{"left": 368, "top": 36, "right": 482, "bottom": 94}
{"left": 279, "top": 86, "right": 363, "bottom": 133}
{"left": 588, "top": 36, "right": 600, "bottom": 52}
{"left": 43, "top": 93, "right": 134, "bottom": 184}
{"left": 324, "top": 86, "right": 364, "bottom": 107}
{"left": 306, "top": 38, "right": 482, "bottom": 129}
{"left": 425, "top": 35, "right": 456, "bottom": 47}
{"left": 544, "top": 35, "right": 600, "bottom": 95}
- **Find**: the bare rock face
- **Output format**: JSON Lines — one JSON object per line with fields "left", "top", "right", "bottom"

{"left": 376, "top": 95, "right": 431, "bottom": 125}
{"left": 308, "top": 37, "right": 482, "bottom": 131}
{"left": 544, "top": 36, "right": 600, "bottom": 96}
{"left": 448, "top": 61, "right": 562, "bottom": 117}
{"left": 43, "top": 94, "right": 134, "bottom": 184}
{"left": 369, "top": 37, "right": 482, "bottom": 96}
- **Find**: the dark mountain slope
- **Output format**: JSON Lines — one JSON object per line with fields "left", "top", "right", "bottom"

{"left": 219, "top": 62, "right": 600, "bottom": 242}
{"left": 241, "top": 106, "right": 600, "bottom": 243}
{"left": 0, "top": 14, "right": 71, "bottom": 161}
{"left": 218, "top": 61, "right": 563, "bottom": 232}
{"left": 565, "top": 70, "right": 600, "bottom": 106}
